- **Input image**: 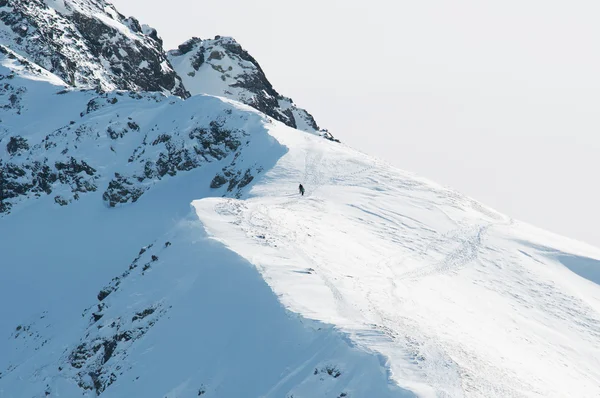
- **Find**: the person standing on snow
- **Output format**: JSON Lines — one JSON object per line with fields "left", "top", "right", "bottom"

{"left": 299, "top": 184, "right": 305, "bottom": 196}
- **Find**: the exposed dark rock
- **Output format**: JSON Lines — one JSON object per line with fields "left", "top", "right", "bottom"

{"left": 102, "top": 340, "right": 117, "bottom": 363}
{"left": 0, "top": 161, "right": 61, "bottom": 213}
{"left": 127, "top": 121, "right": 140, "bottom": 131}
{"left": 97, "top": 287, "right": 114, "bottom": 302}
{"left": 102, "top": 173, "right": 146, "bottom": 207}
{"left": 151, "top": 134, "right": 171, "bottom": 146}
{"left": 132, "top": 307, "right": 155, "bottom": 322}
{"left": 6, "top": 136, "right": 29, "bottom": 155}
{"left": 55, "top": 157, "right": 97, "bottom": 193}
{"left": 168, "top": 37, "right": 323, "bottom": 132}
{"left": 0, "top": 0, "right": 188, "bottom": 97}
{"left": 238, "top": 169, "right": 254, "bottom": 188}
{"left": 155, "top": 141, "right": 197, "bottom": 177}
{"left": 325, "top": 366, "right": 342, "bottom": 378}
{"left": 210, "top": 174, "right": 227, "bottom": 189}
{"left": 213, "top": 160, "right": 258, "bottom": 198}
{"left": 322, "top": 130, "right": 341, "bottom": 143}
{"left": 191, "top": 51, "right": 205, "bottom": 71}
{"left": 0, "top": 76, "right": 26, "bottom": 114}
{"left": 67, "top": 305, "right": 165, "bottom": 395}
{"left": 207, "top": 50, "right": 223, "bottom": 61}
{"left": 176, "top": 37, "right": 202, "bottom": 55}
{"left": 189, "top": 120, "right": 243, "bottom": 158}
{"left": 54, "top": 196, "right": 68, "bottom": 206}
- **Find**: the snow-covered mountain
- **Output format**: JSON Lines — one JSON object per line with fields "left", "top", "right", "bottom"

{"left": 0, "top": 0, "right": 187, "bottom": 96}
{"left": 0, "top": 46, "right": 400, "bottom": 397}
{"left": 2, "top": 1, "right": 600, "bottom": 398}
{"left": 168, "top": 36, "right": 327, "bottom": 135}
{"left": 0, "top": 47, "right": 267, "bottom": 214}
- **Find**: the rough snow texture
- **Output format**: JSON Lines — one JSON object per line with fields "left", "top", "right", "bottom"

{"left": 2, "top": 2, "right": 600, "bottom": 397}
{"left": 195, "top": 127, "right": 600, "bottom": 398}
{"left": 0, "top": 52, "right": 406, "bottom": 398}
{"left": 168, "top": 36, "right": 322, "bottom": 134}
{"left": 0, "top": 0, "right": 187, "bottom": 96}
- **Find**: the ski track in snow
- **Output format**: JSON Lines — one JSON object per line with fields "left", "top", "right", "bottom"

{"left": 196, "top": 127, "right": 600, "bottom": 398}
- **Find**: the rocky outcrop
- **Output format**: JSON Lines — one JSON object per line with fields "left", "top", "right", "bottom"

{"left": 210, "top": 152, "right": 262, "bottom": 198}
{"left": 168, "top": 36, "right": 324, "bottom": 134}
{"left": 102, "top": 173, "right": 146, "bottom": 207}
{"left": 0, "top": 0, "right": 187, "bottom": 97}
{"left": 0, "top": 83, "right": 261, "bottom": 214}
{"left": 1, "top": 1, "right": 335, "bottom": 139}
{"left": 0, "top": 156, "right": 98, "bottom": 213}
{"left": 0, "top": 0, "right": 335, "bottom": 217}
{"left": 67, "top": 241, "right": 170, "bottom": 395}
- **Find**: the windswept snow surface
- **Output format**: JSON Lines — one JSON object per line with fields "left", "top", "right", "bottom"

{"left": 195, "top": 124, "right": 600, "bottom": 397}
{"left": 0, "top": 68, "right": 407, "bottom": 396}
{"left": 2, "top": 48, "right": 600, "bottom": 396}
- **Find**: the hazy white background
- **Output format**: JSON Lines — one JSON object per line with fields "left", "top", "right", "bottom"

{"left": 112, "top": 0, "right": 600, "bottom": 247}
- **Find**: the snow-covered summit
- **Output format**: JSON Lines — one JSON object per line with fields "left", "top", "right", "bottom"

{"left": 0, "top": 0, "right": 187, "bottom": 96}
{"left": 168, "top": 36, "right": 326, "bottom": 135}
{"left": 1, "top": 0, "right": 339, "bottom": 138}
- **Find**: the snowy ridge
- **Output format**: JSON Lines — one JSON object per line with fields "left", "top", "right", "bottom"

{"left": 0, "top": 67, "right": 406, "bottom": 397}
{"left": 2, "top": 64, "right": 600, "bottom": 396}
{"left": 2, "top": 0, "right": 600, "bottom": 396}
{"left": 1, "top": 209, "right": 406, "bottom": 397}
{"left": 0, "top": 54, "right": 277, "bottom": 214}
{"left": 194, "top": 124, "right": 600, "bottom": 397}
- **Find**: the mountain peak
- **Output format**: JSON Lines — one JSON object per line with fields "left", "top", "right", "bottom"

{"left": 2, "top": 1, "right": 600, "bottom": 397}
{"left": 168, "top": 36, "right": 327, "bottom": 135}
{"left": 0, "top": 0, "right": 187, "bottom": 96}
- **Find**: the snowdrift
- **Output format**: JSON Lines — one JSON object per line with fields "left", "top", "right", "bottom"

{"left": 194, "top": 122, "right": 600, "bottom": 397}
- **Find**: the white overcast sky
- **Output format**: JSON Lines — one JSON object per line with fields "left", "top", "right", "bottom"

{"left": 112, "top": 0, "right": 600, "bottom": 247}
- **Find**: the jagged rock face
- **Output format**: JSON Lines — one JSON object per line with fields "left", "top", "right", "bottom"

{"left": 0, "top": 50, "right": 271, "bottom": 215}
{"left": 0, "top": 0, "right": 188, "bottom": 97}
{"left": 0, "top": 90, "right": 262, "bottom": 214}
{"left": 66, "top": 241, "right": 169, "bottom": 394}
{"left": 0, "top": 0, "right": 338, "bottom": 216}
{"left": 168, "top": 36, "right": 321, "bottom": 133}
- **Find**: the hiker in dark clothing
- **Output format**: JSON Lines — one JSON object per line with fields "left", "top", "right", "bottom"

{"left": 299, "top": 184, "right": 305, "bottom": 196}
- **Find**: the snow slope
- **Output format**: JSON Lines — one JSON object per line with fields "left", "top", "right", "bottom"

{"left": 0, "top": 175, "right": 408, "bottom": 398}
{"left": 2, "top": 63, "right": 600, "bottom": 397}
{"left": 2, "top": 2, "right": 600, "bottom": 395}
{"left": 194, "top": 124, "right": 600, "bottom": 397}
{"left": 0, "top": 58, "right": 408, "bottom": 396}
